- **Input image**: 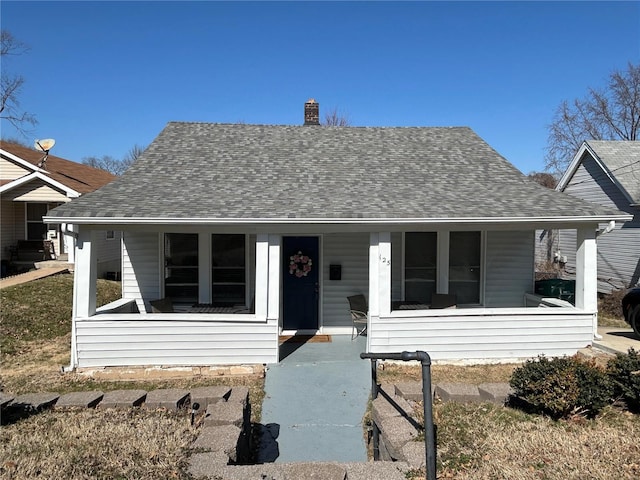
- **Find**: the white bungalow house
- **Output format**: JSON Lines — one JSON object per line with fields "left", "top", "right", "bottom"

{"left": 45, "top": 102, "right": 632, "bottom": 369}
{"left": 537, "top": 141, "right": 640, "bottom": 293}
{"left": 1, "top": 141, "right": 121, "bottom": 277}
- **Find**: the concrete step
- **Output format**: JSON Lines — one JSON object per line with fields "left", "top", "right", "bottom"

{"left": 188, "top": 460, "right": 410, "bottom": 480}
{"left": 99, "top": 389, "right": 147, "bottom": 409}
{"left": 55, "top": 391, "right": 104, "bottom": 409}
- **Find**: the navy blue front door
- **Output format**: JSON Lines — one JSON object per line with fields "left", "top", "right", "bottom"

{"left": 283, "top": 236, "right": 319, "bottom": 330}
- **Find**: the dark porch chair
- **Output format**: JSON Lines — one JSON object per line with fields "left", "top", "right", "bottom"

{"left": 430, "top": 293, "right": 457, "bottom": 309}
{"left": 348, "top": 294, "right": 368, "bottom": 341}
{"left": 150, "top": 297, "right": 174, "bottom": 313}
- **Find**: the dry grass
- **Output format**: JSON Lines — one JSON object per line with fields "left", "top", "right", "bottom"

{"left": 0, "top": 274, "right": 121, "bottom": 356}
{"left": 406, "top": 402, "right": 640, "bottom": 480}
{"left": 0, "top": 334, "right": 265, "bottom": 423}
{"left": 0, "top": 274, "right": 265, "bottom": 421}
{"left": 0, "top": 408, "right": 197, "bottom": 480}
{"left": 381, "top": 363, "right": 640, "bottom": 480}
{"left": 0, "top": 273, "right": 265, "bottom": 480}
{"left": 379, "top": 362, "right": 518, "bottom": 385}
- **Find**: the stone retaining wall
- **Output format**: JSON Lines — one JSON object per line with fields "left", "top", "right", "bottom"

{"left": 371, "top": 381, "right": 513, "bottom": 469}
{"left": 1, "top": 385, "right": 253, "bottom": 465}
{"left": 1, "top": 380, "right": 515, "bottom": 479}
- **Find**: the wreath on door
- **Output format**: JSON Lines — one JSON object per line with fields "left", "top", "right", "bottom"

{"left": 289, "top": 251, "right": 313, "bottom": 277}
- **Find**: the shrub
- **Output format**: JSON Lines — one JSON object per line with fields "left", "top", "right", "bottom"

{"left": 607, "top": 348, "right": 640, "bottom": 412}
{"left": 510, "top": 355, "right": 613, "bottom": 419}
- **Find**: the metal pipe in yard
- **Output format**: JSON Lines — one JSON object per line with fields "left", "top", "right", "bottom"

{"left": 360, "top": 351, "right": 436, "bottom": 480}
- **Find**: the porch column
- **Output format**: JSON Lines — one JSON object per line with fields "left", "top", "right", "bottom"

{"left": 198, "top": 233, "right": 212, "bottom": 304}
{"left": 369, "top": 233, "right": 380, "bottom": 318}
{"left": 64, "top": 224, "right": 76, "bottom": 264}
{"left": 267, "top": 235, "right": 281, "bottom": 321}
{"left": 575, "top": 226, "right": 598, "bottom": 338}
{"left": 436, "top": 232, "right": 449, "bottom": 293}
{"left": 255, "top": 234, "right": 269, "bottom": 319}
{"left": 378, "top": 232, "right": 392, "bottom": 315}
{"left": 73, "top": 227, "right": 97, "bottom": 318}
{"left": 71, "top": 227, "right": 97, "bottom": 369}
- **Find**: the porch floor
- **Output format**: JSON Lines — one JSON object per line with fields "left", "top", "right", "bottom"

{"left": 259, "top": 334, "right": 370, "bottom": 463}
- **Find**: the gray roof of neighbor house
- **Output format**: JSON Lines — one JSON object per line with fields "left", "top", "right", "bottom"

{"left": 47, "top": 122, "right": 628, "bottom": 224}
{"left": 585, "top": 140, "right": 640, "bottom": 204}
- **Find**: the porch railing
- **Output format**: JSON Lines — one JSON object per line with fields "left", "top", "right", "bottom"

{"left": 360, "top": 351, "right": 437, "bottom": 480}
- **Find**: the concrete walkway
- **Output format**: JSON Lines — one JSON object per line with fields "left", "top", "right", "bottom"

{"left": 0, "top": 267, "right": 69, "bottom": 290}
{"left": 595, "top": 326, "right": 639, "bottom": 354}
{"left": 260, "top": 335, "right": 371, "bottom": 463}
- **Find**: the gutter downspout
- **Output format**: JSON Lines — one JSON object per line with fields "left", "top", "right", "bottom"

{"left": 61, "top": 232, "right": 79, "bottom": 373}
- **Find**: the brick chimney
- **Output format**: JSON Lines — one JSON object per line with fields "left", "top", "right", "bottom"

{"left": 304, "top": 98, "right": 320, "bottom": 126}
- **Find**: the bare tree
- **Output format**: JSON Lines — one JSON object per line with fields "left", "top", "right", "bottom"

{"left": 323, "top": 107, "right": 350, "bottom": 126}
{"left": 545, "top": 62, "right": 640, "bottom": 175}
{"left": 0, "top": 136, "right": 29, "bottom": 147}
{"left": 0, "top": 30, "right": 37, "bottom": 135}
{"left": 527, "top": 171, "right": 558, "bottom": 189}
{"left": 82, "top": 144, "right": 146, "bottom": 175}
{"left": 123, "top": 144, "right": 146, "bottom": 165}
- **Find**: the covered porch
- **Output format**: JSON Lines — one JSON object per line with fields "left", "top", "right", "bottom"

{"left": 67, "top": 221, "right": 601, "bottom": 369}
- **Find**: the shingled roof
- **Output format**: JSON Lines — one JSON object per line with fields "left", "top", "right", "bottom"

{"left": 48, "top": 122, "right": 626, "bottom": 224}
{"left": 585, "top": 140, "right": 640, "bottom": 204}
{"left": 1, "top": 141, "right": 115, "bottom": 194}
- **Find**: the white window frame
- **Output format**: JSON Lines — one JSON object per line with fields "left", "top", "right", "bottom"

{"left": 402, "top": 230, "right": 485, "bottom": 306}
{"left": 161, "top": 232, "right": 249, "bottom": 306}
{"left": 211, "top": 233, "right": 249, "bottom": 306}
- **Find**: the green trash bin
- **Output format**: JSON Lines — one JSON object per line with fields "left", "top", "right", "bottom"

{"left": 535, "top": 279, "right": 575, "bottom": 304}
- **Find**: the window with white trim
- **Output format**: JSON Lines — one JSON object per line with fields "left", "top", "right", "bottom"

{"left": 164, "top": 233, "right": 199, "bottom": 303}
{"left": 448, "top": 231, "right": 481, "bottom": 304}
{"left": 26, "top": 203, "right": 49, "bottom": 240}
{"left": 211, "top": 234, "right": 246, "bottom": 306}
{"left": 163, "top": 233, "right": 247, "bottom": 306}
{"left": 404, "top": 232, "right": 437, "bottom": 304}
{"left": 402, "top": 231, "right": 483, "bottom": 306}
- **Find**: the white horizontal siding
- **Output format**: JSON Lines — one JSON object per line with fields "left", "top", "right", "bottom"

{"left": 322, "top": 233, "right": 370, "bottom": 329}
{"left": 558, "top": 155, "right": 640, "bottom": 292}
{"left": 534, "top": 228, "right": 559, "bottom": 265}
{"left": 484, "top": 230, "right": 534, "bottom": 307}
{"left": 0, "top": 157, "right": 30, "bottom": 179}
{"left": 595, "top": 223, "right": 640, "bottom": 290}
{"left": 8, "top": 181, "right": 69, "bottom": 202}
{"left": 0, "top": 201, "right": 21, "bottom": 260}
{"left": 564, "top": 157, "right": 625, "bottom": 210}
{"left": 75, "top": 317, "right": 279, "bottom": 367}
{"left": 559, "top": 222, "right": 640, "bottom": 292}
{"left": 122, "top": 232, "right": 160, "bottom": 311}
{"left": 92, "top": 230, "right": 122, "bottom": 277}
{"left": 368, "top": 308, "right": 593, "bottom": 361}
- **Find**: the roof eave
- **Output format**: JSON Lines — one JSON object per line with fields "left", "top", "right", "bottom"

{"left": 0, "top": 172, "right": 80, "bottom": 197}
{"left": 44, "top": 213, "right": 633, "bottom": 226}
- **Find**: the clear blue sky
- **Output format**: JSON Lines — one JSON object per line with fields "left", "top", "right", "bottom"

{"left": 1, "top": 1, "right": 639, "bottom": 174}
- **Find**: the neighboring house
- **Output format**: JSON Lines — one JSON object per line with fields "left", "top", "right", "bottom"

{"left": 537, "top": 141, "right": 640, "bottom": 293}
{"left": 0, "top": 141, "right": 121, "bottom": 277}
{"left": 45, "top": 101, "right": 632, "bottom": 369}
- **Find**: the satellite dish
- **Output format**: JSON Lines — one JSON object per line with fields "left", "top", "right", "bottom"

{"left": 35, "top": 138, "right": 56, "bottom": 152}
{"left": 34, "top": 138, "right": 55, "bottom": 169}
